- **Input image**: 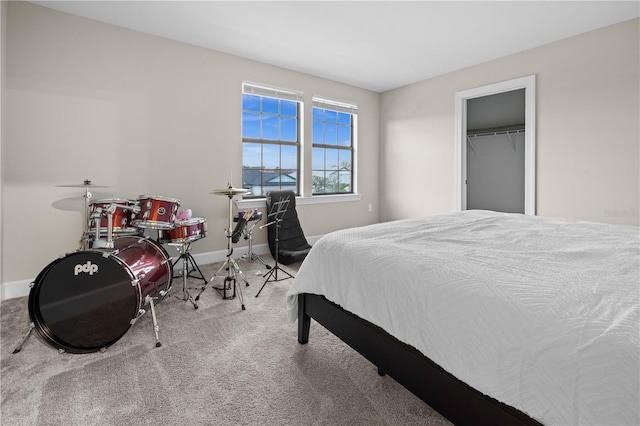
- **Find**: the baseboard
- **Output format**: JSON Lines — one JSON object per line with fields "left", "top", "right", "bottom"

{"left": 1, "top": 236, "right": 323, "bottom": 301}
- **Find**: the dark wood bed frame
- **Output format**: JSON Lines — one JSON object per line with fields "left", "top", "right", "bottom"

{"left": 298, "top": 293, "right": 543, "bottom": 426}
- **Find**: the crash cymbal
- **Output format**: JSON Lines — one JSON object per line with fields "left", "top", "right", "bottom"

{"left": 211, "top": 186, "right": 250, "bottom": 196}
{"left": 55, "top": 179, "right": 109, "bottom": 188}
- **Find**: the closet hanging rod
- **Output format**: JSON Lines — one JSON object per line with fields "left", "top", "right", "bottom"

{"left": 467, "top": 127, "right": 525, "bottom": 138}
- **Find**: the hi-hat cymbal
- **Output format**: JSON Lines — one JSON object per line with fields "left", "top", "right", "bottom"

{"left": 56, "top": 179, "right": 109, "bottom": 188}
{"left": 211, "top": 186, "right": 250, "bottom": 196}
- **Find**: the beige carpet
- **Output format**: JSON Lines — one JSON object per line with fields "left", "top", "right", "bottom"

{"left": 1, "top": 254, "right": 451, "bottom": 425}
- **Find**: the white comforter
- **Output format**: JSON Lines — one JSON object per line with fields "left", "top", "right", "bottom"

{"left": 286, "top": 210, "right": 640, "bottom": 426}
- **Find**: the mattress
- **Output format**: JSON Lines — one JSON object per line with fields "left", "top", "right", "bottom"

{"left": 286, "top": 210, "right": 640, "bottom": 425}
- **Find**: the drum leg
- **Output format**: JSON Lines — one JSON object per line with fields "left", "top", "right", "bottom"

{"left": 240, "top": 223, "right": 271, "bottom": 269}
{"left": 196, "top": 260, "right": 228, "bottom": 300}
{"left": 229, "top": 258, "right": 250, "bottom": 287}
{"left": 12, "top": 323, "right": 34, "bottom": 354}
{"left": 179, "top": 256, "right": 198, "bottom": 309}
{"left": 169, "top": 243, "right": 200, "bottom": 309}
{"left": 224, "top": 276, "right": 246, "bottom": 311}
{"left": 185, "top": 252, "right": 208, "bottom": 285}
{"left": 228, "top": 259, "right": 246, "bottom": 310}
{"left": 146, "top": 296, "right": 162, "bottom": 348}
{"left": 199, "top": 257, "right": 245, "bottom": 310}
{"left": 234, "top": 276, "right": 246, "bottom": 311}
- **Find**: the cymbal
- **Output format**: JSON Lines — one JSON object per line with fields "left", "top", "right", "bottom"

{"left": 211, "top": 186, "right": 250, "bottom": 196}
{"left": 56, "top": 179, "right": 109, "bottom": 188}
{"left": 51, "top": 194, "right": 110, "bottom": 211}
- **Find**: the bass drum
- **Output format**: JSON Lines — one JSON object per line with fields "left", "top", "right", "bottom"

{"left": 28, "top": 236, "right": 172, "bottom": 354}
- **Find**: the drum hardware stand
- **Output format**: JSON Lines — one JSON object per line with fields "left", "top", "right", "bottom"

{"left": 198, "top": 183, "right": 251, "bottom": 310}
{"left": 91, "top": 207, "right": 115, "bottom": 249}
{"left": 256, "top": 197, "right": 294, "bottom": 298}
{"left": 72, "top": 184, "right": 94, "bottom": 250}
{"left": 80, "top": 180, "right": 93, "bottom": 250}
{"left": 239, "top": 214, "right": 271, "bottom": 269}
{"left": 169, "top": 241, "right": 206, "bottom": 309}
{"left": 197, "top": 238, "right": 249, "bottom": 310}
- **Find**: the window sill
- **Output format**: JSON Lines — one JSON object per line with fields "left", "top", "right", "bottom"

{"left": 235, "top": 193, "right": 362, "bottom": 210}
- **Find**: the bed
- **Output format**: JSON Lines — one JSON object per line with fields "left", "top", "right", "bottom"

{"left": 286, "top": 210, "right": 639, "bottom": 425}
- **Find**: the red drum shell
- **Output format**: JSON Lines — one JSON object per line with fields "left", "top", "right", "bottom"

{"left": 158, "top": 218, "right": 207, "bottom": 244}
{"left": 28, "top": 236, "right": 172, "bottom": 353}
{"left": 89, "top": 199, "right": 137, "bottom": 234}
{"left": 134, "top": 195, "right": 180, "bottom": 230}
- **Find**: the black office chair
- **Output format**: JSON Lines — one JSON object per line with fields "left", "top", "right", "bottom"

{"left": 265, "top": 190, "right": 311, "bottom": 265}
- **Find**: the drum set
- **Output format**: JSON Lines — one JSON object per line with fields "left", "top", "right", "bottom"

{"left": 15, "top": 180, "right": 243, "bottom": 355}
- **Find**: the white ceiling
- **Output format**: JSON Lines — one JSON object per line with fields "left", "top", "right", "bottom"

{"left": 30, "top": 1, "right": 639, "bottom": 93}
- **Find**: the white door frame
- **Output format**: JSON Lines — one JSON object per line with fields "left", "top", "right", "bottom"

{"left": 454, "top": 75, "right": 536, "bottom": 215}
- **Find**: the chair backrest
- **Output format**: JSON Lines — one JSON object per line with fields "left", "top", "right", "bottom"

{"left": 265, "top": 190, "right": 310, "bottom": 263}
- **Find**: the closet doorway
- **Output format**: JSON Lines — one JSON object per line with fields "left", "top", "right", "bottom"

{"left": 454, "top": 75, "right": 536, "bottom": 215}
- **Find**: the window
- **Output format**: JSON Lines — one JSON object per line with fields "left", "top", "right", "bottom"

{"left": 312, "top": 96, "right": 357, "bottom": 195}
{"left": 242, "top": 82, "right": 303, "bottom": 197}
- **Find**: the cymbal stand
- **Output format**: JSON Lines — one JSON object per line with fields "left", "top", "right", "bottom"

{"left": 170, "top": 241, "right": 206, "bottom": 309}
{"left": 79, "top": 184, "right": 93, "bottom": 250}
{"left": 256, "top": 197, "right": 294, "bottom": 297}
{"left": 197, "top": 190, "right": 248, "bottom": 310}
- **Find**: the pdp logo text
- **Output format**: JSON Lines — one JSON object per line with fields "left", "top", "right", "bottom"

{"left": 75, "top": 261, "right": 99, "bottom": 276}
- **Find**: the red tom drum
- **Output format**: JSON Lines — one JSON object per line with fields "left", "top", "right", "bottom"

{"left": 158, "top": 217, "right": 207, "bottom": 244}
{"left": 134, "top": 195, "right": 180, "bottom": 230}
{"left": 89, "top": 198, "right": 139, "bottom": 235}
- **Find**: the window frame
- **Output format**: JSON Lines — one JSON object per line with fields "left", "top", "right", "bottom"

{"left": 311, "top": 95, "right": 358, "bottom": 196}
{"left": 241, "top": 81, "right": 304, "bottom": 198}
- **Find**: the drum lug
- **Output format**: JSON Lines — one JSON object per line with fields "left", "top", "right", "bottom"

{"left": 58, "top": 348, "right": 65, "bottom": 354}
{"left": 101, "top": 252, "right": 110, "bottom": 258}
{"left": 100, "top": 347, "right": 107, "bottom": 353}
{"left": 131, "top": 279, "right": 140, "bottom": 287}
{"left": 29, "top": 281, "right": 34, "bottom": 288}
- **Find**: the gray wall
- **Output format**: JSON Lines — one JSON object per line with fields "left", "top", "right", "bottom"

{"left": 380, "top": 18, "right": 639, "bottom": 226}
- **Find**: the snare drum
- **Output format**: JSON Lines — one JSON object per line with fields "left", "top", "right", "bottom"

{"left": 158, "top": 217, "right": 207, "bottom": 244}
{"left": 89, "top": 198, "right": 139, "bottom": 236}
{"left": 134, "top": 195, "right": 180, "bottom": 230}
{"left": 28, "top": 236, "right": 172, "bottom": 353}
